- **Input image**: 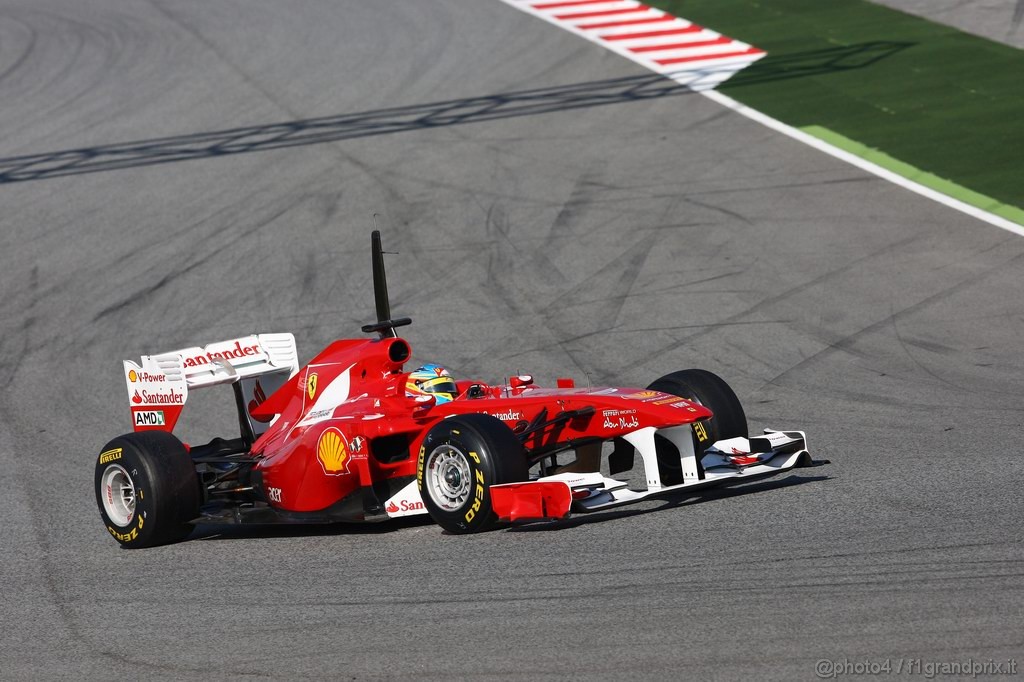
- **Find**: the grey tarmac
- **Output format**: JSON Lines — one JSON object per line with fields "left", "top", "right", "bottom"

{"left": 0, "top": 1, "right": 1020, "bottom": 680}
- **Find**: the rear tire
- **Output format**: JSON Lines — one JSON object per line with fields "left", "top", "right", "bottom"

{"left": 417, "top": 414, "right": 528, "bottom": 534}
{"left": 94, "top": 431, "right": 200, "bottom": 548}
{"left": 647, "top": 369, "right": 748, "bottom": 484}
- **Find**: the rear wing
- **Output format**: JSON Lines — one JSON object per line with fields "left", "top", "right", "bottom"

{"left": 123, "top": 333, "right": 299, "bottom": 436}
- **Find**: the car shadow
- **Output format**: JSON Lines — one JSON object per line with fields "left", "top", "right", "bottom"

{"left": 188, "top": 512, "right": 436, "bottom": 542}
{"left": 186, "top": 472, "right": 829, "bottom": 541}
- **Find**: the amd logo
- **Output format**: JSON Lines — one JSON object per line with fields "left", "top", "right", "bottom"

{"left": 133, "top": 410, "right": 166, "bottom": 426}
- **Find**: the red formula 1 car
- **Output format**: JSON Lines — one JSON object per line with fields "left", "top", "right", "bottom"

{"left": 94, "top": 232, "right": 818, "bottom": 547}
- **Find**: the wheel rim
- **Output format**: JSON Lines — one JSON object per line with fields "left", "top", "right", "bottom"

{"left": 101, "top": 464, "right": 136, "bottom": 526}
{"left": 424, "top": 444, "right": 472, "bottom": 512}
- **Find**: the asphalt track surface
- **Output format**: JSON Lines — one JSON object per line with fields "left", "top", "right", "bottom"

{"left": 1, "top": 1, "right": 1022, "bottom": 680}
{"left": 873, "top": 0, "right": 1024, "bottom": 49}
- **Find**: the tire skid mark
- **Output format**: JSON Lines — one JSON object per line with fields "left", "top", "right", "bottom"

{"left": 762, "top": 250, "right": 1024, "bottom": 390}
{"left": 464, "top": 233, "right": 656, "bottom": 375}
{"left": 0, "top": 8, "right": 164, "bottom": 151}
{"left": 549, "top": 171, "right": 603, "bottom": 235}
{"left": 535, "top": 234, "right": 658, "bottom": 378}
{"left": 0, "top": 265, "right": 39, "bottom": 392}
{"left": 0, "top": 11, "right": 37, "bottom": 84}
{"left": 91, "top": 194, "right": 311, "bottom": 324}
{"left": 617, "top": 233, "right": 925, "bottom": 374}
{"left": 482, "top": 202, "right": 532, "bottom": 317}
{"left": 0, "top": 321, "right": 145, "bottom": 671}
{"left": 0, "top": 421, "right": 94, "bottom": 665}
{"left": 142, "top": 0, "right": 419, "bottom": 227}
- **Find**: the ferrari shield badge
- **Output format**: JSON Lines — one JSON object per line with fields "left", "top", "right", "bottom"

{"left": 307, "top": 372, "right": 318, "bottom": 400}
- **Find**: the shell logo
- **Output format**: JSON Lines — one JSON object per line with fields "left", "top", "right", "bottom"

{"left": 317, "top": 427, "right": 349, "bottom": 475}
{"left": 629, "top": 390, "right": 660, "bottom": 400}
{"left": 128, "top": 370, "right": 138, "bottom": 383}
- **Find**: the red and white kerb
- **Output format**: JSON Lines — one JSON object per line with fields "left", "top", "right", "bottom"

{"left": 500, "top": 0, "right": 765, "bottom": 90}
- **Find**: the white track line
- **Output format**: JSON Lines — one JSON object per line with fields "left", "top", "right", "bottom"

{"left": 500, "top": 0, "right": 1024, "bottom": 237}
{"left": 700, "top": 90, "right": 1024, "bottom": 238}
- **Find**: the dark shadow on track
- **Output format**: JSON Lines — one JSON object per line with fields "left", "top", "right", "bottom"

{"left": 725, "top": 41, "right": 913, "bottom": 88}
{"left": 187, "top": 513, "right": 436, "bottom": 543}
{"left": 0, "top": 74, "right": 693, "bottom": 184}
{"left": 180, "top": 475, "right": 828, "bottom": 542}
{"left": 0, "top": 44, "right": 909, "bottom": 184}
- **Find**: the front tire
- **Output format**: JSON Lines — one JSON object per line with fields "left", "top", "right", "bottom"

{"left": 647, "top": 369, "right": 748, "bottom": 484}
{"left": 417, "top": 414, "right": 528, "bottom": 534}
{"left": 94, "top": 431, "right": 200, "bottom": 548}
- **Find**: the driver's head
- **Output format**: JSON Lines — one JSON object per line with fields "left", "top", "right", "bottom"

{"left": 406, "top": 364, "right": 458, "bottom": 403}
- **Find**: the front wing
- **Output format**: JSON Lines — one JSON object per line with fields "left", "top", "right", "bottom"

{"left": 490, "top": 429, "right": 817, "bottom": 523}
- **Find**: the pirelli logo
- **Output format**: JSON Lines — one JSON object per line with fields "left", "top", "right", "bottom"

{"left": 99, "top": 448, "right": 123, "bottom": 464}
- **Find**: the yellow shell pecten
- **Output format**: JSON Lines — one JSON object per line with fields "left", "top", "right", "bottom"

{"left": 317, "top": 428, "right": 348, "bottom": 475}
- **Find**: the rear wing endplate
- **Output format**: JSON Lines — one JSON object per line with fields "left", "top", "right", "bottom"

{"left": 123, "top": 333, "right": 299, "bottom": 433}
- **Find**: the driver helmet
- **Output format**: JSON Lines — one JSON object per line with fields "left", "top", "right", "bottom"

{"left": 406, "top": 364, "right": 458, "bottom": 403}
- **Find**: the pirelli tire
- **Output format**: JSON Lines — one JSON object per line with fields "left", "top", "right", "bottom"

{"left": 647, "top": 369, "right": 748, "bottom": 485}
{"left": 417, "top": 414, "right": 528, "bottom": 534}
{"left": 94, "top": 431, "right": 200, "bottom": 548}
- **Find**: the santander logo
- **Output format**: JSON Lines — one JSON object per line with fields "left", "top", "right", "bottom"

{"left": 384, "top": 481, "right": 426, "bottom": 517}
{"left": 487, "top": 410, "right": 524, "bottom": 421}
{"left": 131, "top": 388, "right": 184, "bottom": 406}
{"left": 181, "top": 340, "right": 262, "bottom": 368}
{"left": 386, "top": 498, "right": 425, "bottom": 514}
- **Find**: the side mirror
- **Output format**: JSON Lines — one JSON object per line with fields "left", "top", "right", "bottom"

{"left": 410, "top": 393, "right": 436, "bottom": 414}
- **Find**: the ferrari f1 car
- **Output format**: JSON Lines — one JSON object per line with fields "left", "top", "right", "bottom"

{"left": 95, "top": 232, "right": 818, "bottom": 547}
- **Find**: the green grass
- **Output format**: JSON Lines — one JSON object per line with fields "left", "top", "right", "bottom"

{"left": 803, "top": 125, "right": 1024, "bottom": 226}
{"left": 647, "top": 0, "right": 1024, "bottom": 212}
